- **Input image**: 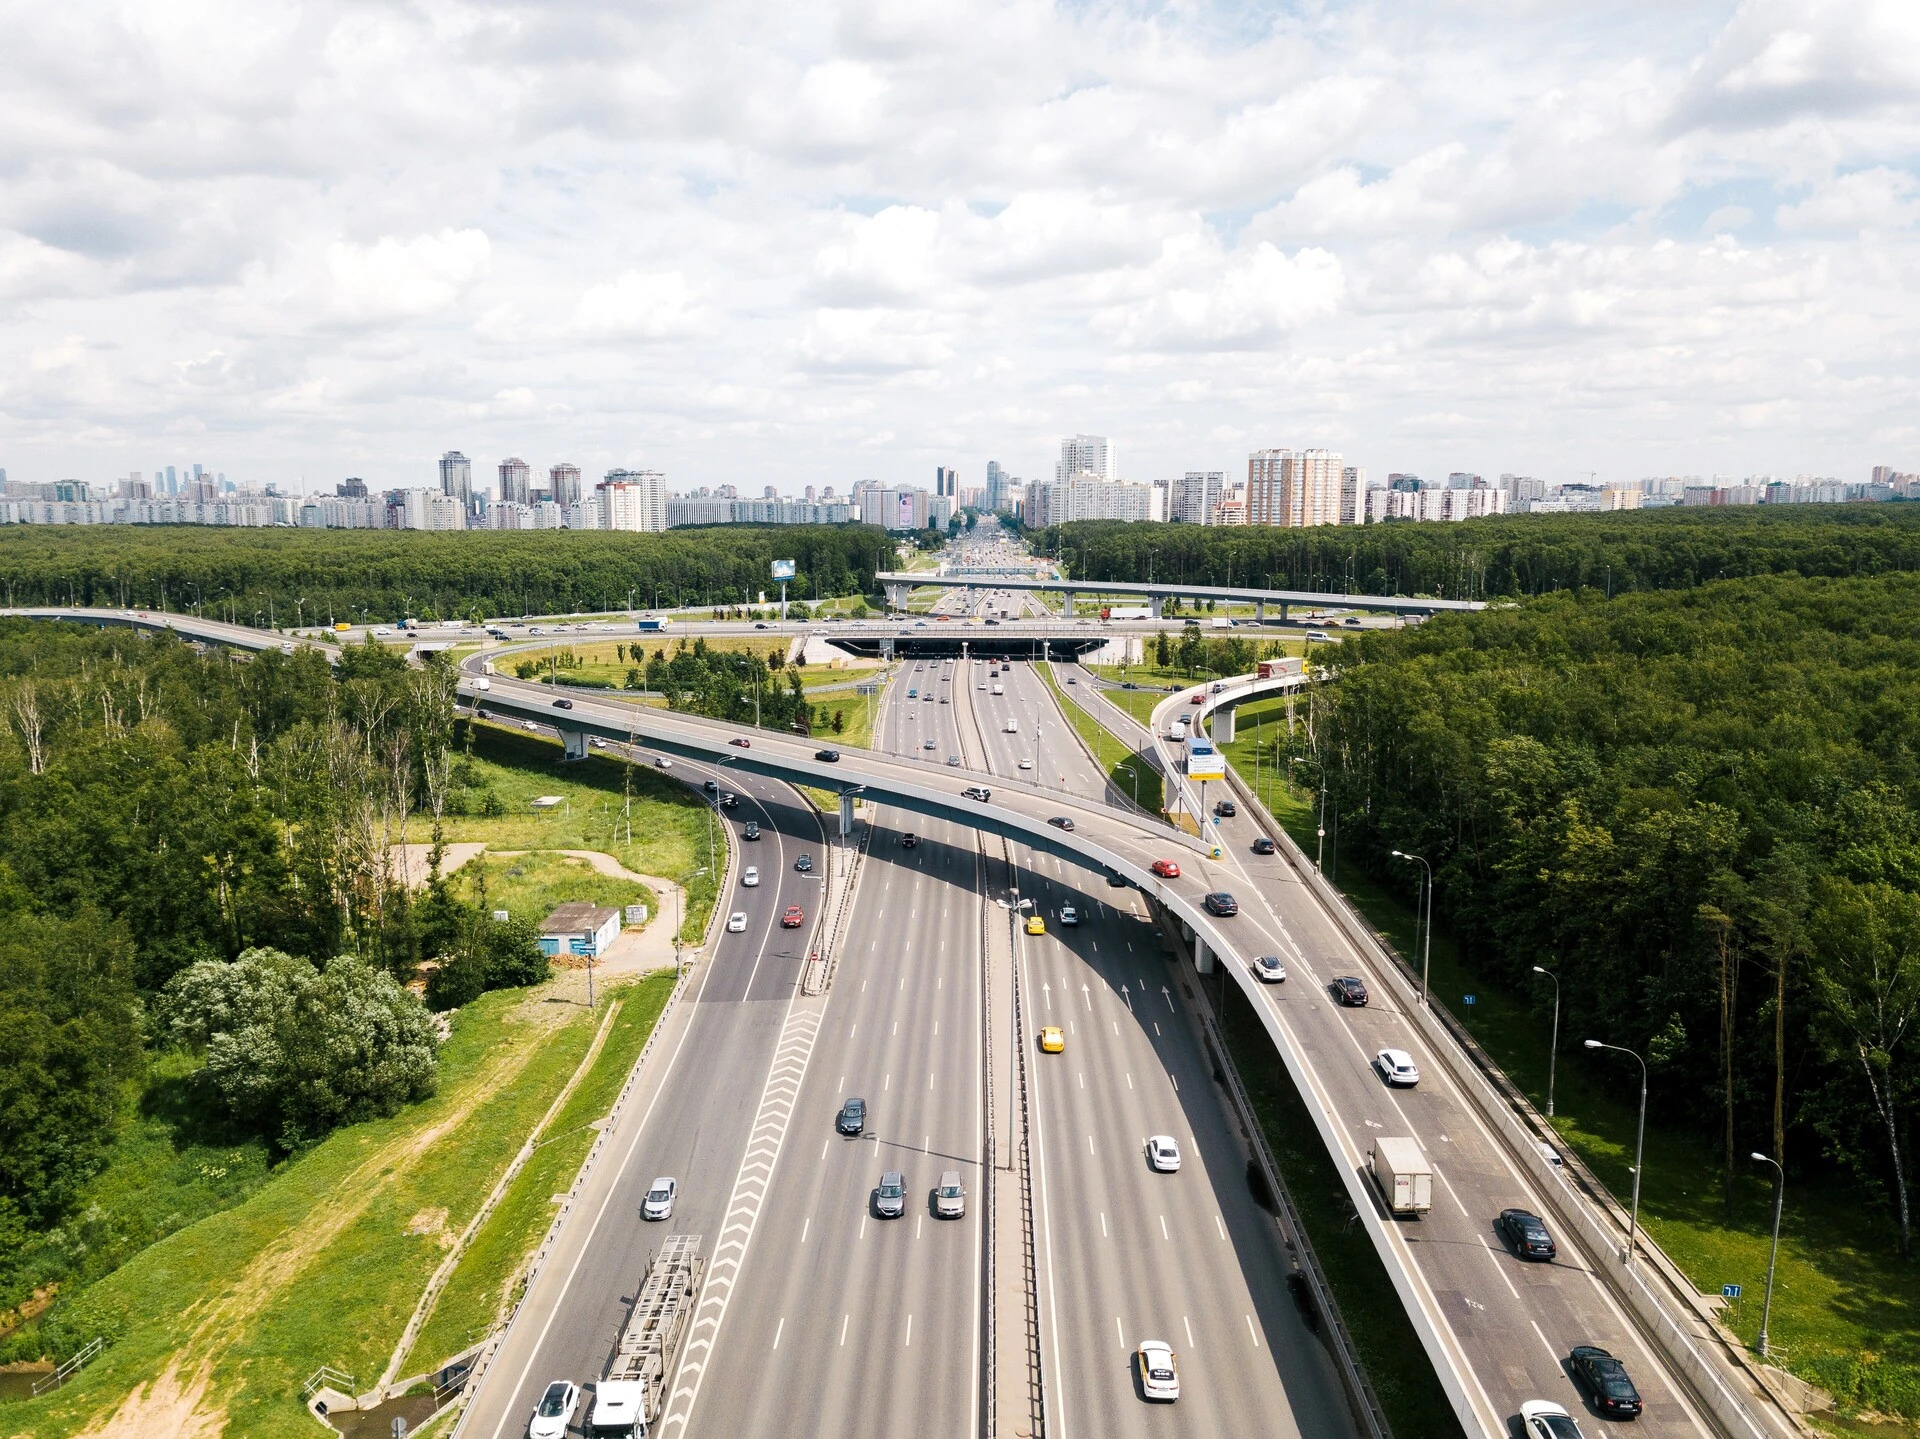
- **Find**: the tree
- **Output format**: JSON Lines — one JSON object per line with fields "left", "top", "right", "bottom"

{"left": 1809, "top": 880, "right": 1920, "bottom": 1256}
{"left": 162, "top": 948, "right": 440, "bottom": 1148}
{"left": 1154, "top": 630, "right": 1172, "bottom": 667}
{"left": 1176, "top": 622, "right": 1205, "bottom": 676}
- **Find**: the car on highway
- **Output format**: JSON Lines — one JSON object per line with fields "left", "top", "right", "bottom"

{"left": 908, "top": 688, "right": 918, "bottom": 698}
{"left": 1374, "top": 1048, "right": 1421, "bottom": 1086}
{"left": 729, "top": 736, "right": 751, "bottom": 748}
{"left": 837, "top": 1097, "right": 867, "bottom": 1135}
{"left": 1214, "top": 799, "right": 1237, "bottom": 817}
{"left": 1018, "top": 757, "right": 1033, "bottom": 769}
{"left": 940, "top": 696, "right": 949, "bottom": 703}
{"left": 743, "top": 821, "right": 760, "bottom": 840}
{"left": 726, "top": 911, "right": 748, "bottom": 932}
{"left": 1202, "top": 892, "right": 1239, "bottom": 916}
{"left": 947, "top": 755, "right": 962, "bottom": 765}
{"left": 1520, "top": 1399, "right": 1586, "bottom": 1439}
{"left": 936, "top": 1170, "right": 966, "bottom": 1219}
{"left": 977, "top": 681, "right": 987, "bottom": 689}
{"left": 704, "top": 778, "right": 718, "bottom": 793}
{"left": 875, "top": 1171, "right": 907, "bottom": 1218}
{"left": 901, "top": 833, "right": 919, "bottom": 848}
{"left": 1146, "top": 1135, "right": 1182, "bottom": 1172}
{"left": 1047, "top": 815, "right": 1075, "bottom": 831}
{"left": 924, "top": 693, "right": 934, "bottom": 702}
{"left": 1038, "top": 1026, "right": 1065, "bottom": 1053}
{"left": 1059, "top": 905, "right": 1079, "bottom": 926}
{"left": 1568, "top": 1346, "right": 1642, "bottom": 1419}
{"left": 815, "top": 748, "right": 840, "bottom": 762}
{"left": 527, "top": 1380, "right": 578, "bottom": 1439}
{"left": 1188, "top": 692, "right": 1205, "bottom": 704}
{"left": 781, "top": 905, "right": 804, "bottom": 927}
{"left": 654, "top": 755, "right": 674, "bottom": 769}
{"left": 1252, "top": 954, "right": 1287, "bottom": 983}
{"left": 1331, "top": 975, "right": 1369, "bottom": 1006}
{"left": 551, "top": 698, "right": 574, "bottom": 709}
{"left": 742, "top": 866, "right": 760, "bottom": 887}
{"left": 963, "top": 786, "right": 991, "bottom": 801}
{"left": 1251, "top": 835, "right": 1276, "bottom": 854}
{"left": 1496, "top": 1208, "right": 1558, "bottom": 1261}
{"left": 1149, "top": 859, "right": 1181, "bottom": 878}
{"left": 1025, "top": 914, "right": 1046, "bottom": 935}
{"left": 923, "top": 738, "right": 936, "bottom": 749}
{"left": 1135, "top": 1340, "right": 1180, "bottom": 1402}
{"left": 641, "top": 1177, "right": 678, "bottom": 1221}
{"left": 1106, "top": 870, "right": 1128, "bottom": 887}
{"left": 794, "top": 854, "right": 813, "bottom": 872}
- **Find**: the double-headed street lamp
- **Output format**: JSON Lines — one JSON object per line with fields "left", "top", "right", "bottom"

{"left": 1751, "top": 1151, "right": 1785, "bottom": 1358}
{"left": 1584, "top": 1039, "right": 1648, "bottom": 1266}
{"left": 1533, "top": 965, "right": 1561, "bottom": 1117}
{"left": 1390, "top": 850, "right": 1433, "bottom": 1006}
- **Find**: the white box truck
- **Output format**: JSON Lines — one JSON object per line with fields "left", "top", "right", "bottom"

{"left": 590, "top": 1234, "right": 704, "bottom": 1437}
{"left": 1369, "top": 1139, "right": 1433, "bottom": 1216}
{"left": 1004, "top": 718, "right": 1019, "bottom": 734}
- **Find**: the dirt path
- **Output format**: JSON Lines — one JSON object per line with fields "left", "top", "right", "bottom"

{"left": 388, "top": 842, "right": 488, "bottom": 891}
{"left": 75, "top": 1002, "right": 560, "bottom": 1438}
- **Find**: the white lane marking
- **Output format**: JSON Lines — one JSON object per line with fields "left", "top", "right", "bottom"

{"left": 852, "top": 1024, "right": 858, "bottom": 1038}
{"left": 1153, "top": 1022, "right": 1161, "bottom": 1036}
{"left": 860, "top": 1214, "right": 866, "bottom": 1241}
{"left": 1126, "top": 1072, "right": 1133, "bottom": 1090}
{"left": 917, "top": 1215, "right": 923, "bottom": 1239}
{"left": 1078, "top": 1072, "right": 1084, "bottom": 1089}
{"left": 819, "top": 1139, "right": 828, "bottom": 1162}
{"left": 802, "top": 1217, "right": 810, "bottom": 1243}
{"left": 1115, "top": 1316, "right": 1125, "bottom": 1345}
{"left": 1214, "top": 1214, "right": 1227, "bottom": 1242}
{"left": 1245, "top": 1314, "right": 1260, "bottom": 1347}
{"left": 1160, "top": 1214, "right": 1169, "bottom": 1241}
{"left": 1484, "top": 1243, "right": 1523, "bottom": 1300}
{"left": 1113, "top": 1021, "right": 1119, "bottom": 1035}
{"left": 1184, "top": 1315, "right": 1195, "bottom": 1349}
{"left": 891, "top": 1020, "right": 897, "bottom": 1035}
{"left": 885, "top": 1073, "right": 890, "bottom": 1090}
{"left": 862, "top": 979, "right": 867, "bottom": 991}
{"left": 1530, "top": 1320, "right": 1563, "bottom": 1368}
{"left": 1170, "top": 1072, "right": 1179, "bottom": 1092}
{"left": 934, "top": 1020, "right": 939, "bottom": 1035}
{"left": 1100, "top": 1212, "right": 1107, "bottom": 1237}
{"left": 1088, "top": 1134, "right": 1096, "bottom": 1156}
{"left": 841, "top": 1313, "right": 850, "bottom": 1346}
{"left": 772, "top": 1317, "right": 784, "bottom": 1350}
{"left": 658, "top": 1004, "right": 822, "bottom": 1437}
{"left": 928, "top": 1071, "right": 935, "bottom": 1090}
{"left": 905, "top": 1313, "right": 913, "bottom": 1347}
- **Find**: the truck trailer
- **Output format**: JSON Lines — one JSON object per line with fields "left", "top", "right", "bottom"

{"left": 1100, "top": 605, "right": 1153, "bottom": 621}
{"left": 1369, "top": 1139, "right": 1433, "bottom": 1216}
{"left": 589, "top": 1233, "right": 705, "bottom": 1437}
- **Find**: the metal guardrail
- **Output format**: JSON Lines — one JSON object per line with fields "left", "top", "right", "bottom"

{"left": 300, "top": 1363, "right": 354, "bottom": 1402}
{"left": 33, "top": 1338, "right": 103, "bottom": 1396}
{"left": 1003, "top": 837, "right": 1048, "bottom": 1439}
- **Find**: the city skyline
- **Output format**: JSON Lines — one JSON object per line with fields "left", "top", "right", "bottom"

{"left": 2, "top": 4, "right": 1917, "bottom": 492}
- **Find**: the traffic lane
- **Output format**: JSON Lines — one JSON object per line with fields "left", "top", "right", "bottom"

{"left": 1014, "top": 855, "right": 1332, "bottom": 1439}
{"left": 694, "top": 808, "right": 981, "bottom": 1439}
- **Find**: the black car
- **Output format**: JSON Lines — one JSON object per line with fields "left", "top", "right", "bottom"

{"left": 1214, "top": 799, "right": 1237, "bottom": 818}
{"left": 743, "top": 821, "right": 761, "bottom": 841}
{"left": 1106, "top": 871, "right": 1128, "bottom": 887}
{"left": 1569, "top": 1345, "right": 1642, "bottom": 1419}
{"left": 795, "top": 854, "right": 813, "bottom": 872}
{"left": 1251, "top": 836, "right": 1276, "bottom": 855}
{"left": 719, "top": 792, "right": 738, "bottom": 809}
{"left": 552, "top": 698, "right": 574, "bottom": 709}
{"left": 1331, "top": 975, "right": 1369, "bottom": 1006}
{"left": 704, "top": 779, "right": 719, "bottom": 794}
{"left": 1495, "top": 1208, "right": 1558, "bottom": 1261}
{"left": 1047, "top": 816, "right": 1075, "bottom": 831}
{"left": 1202, "top": 892, "right": 1238, "bottom": 916}
{"left": 901, "top": 834, "right": 919, "bottom": 849}
{"left": 837, "top": 1097, "right": 867, "bottom": 1136}
{"left": 815, "top": 748, "right": 841, "bottom": 762}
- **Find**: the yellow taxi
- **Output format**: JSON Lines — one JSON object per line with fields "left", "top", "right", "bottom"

{"left": 1025, "top": 914, "right": 1046, "bottom": 936}
{"left": 1038, "top": 1026, "right": 1065, "bottom": 1053}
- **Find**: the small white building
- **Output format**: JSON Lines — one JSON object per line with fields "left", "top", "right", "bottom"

{"left": 538, "top": 902, "right": 623, "bottom": 958}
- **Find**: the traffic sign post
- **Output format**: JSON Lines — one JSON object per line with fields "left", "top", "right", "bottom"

{"left": 1721, "top": 1284, "right": 1742, "bottom": 1300}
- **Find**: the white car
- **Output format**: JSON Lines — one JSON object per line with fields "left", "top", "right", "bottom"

{"left": 653, "top": 755, "right": 673, "bottom": 769}
{"left": 1374, "top": 1048, "right": 1421, "bottom": 1087}
{"left": 1018, "top": 758, "right": 1033, "bottom": 770}
{"left": 1146, "top": 1135, "right": 1182, "bottom": 1173}
{"left": 1059, "top": 905, "right": 1079, "bottom": 927}
{"left": 727, "top": 911, "right": 748, "bottom": 933}
{"left": 742, "top": 866, "right": 760, "bottom": 887}
{"left": 1135, "top": 1340, "right": 1180, "bottom": 1402}
{"left": 527, "top": 1379, "right": 577, "bottom": 1439}
{"left": 641, "top": 1176, "right": 678, "bottom": 1221}
{"left": 1520, "top": 1399, "right": 1586, "bottom": 1439}
{"left": 1251, "top": 954, "right": 1287, "bottom": 983}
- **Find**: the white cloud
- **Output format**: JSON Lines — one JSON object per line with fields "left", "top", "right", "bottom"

{"left": 1776, "top": 167, "right": 1920, "bottom": 231}
{"left": 324, "top": 229, "right": 491, "bottom": 323}
{"left": 572, "top": 270, "right": 706, "bottom": 339}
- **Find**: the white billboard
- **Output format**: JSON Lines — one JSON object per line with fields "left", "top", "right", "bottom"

{"left": 770, "top": 559, "right": 796, "bottom": 581}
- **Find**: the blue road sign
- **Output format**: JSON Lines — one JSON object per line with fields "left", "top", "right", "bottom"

{"left": 1721, "top": 1284, "right": 1742, "bottom": 1299}
{"left": 1463, "top": 994, "right": 1477, "bottom": 1005}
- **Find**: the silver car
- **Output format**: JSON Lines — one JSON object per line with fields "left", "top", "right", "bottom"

{"left": 875, "top": 1170, "right": 907, "bottom": 1218}
{"left": 641, "top": 1176, "right": 677, "bottom": 1221}
{"left": 935, "top": 1170, "right": 966, "bottom": 1219}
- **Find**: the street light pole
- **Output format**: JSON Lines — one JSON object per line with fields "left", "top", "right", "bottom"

{"left": 1533, "top": 965, "right": 1561, "bottom": 1117}
{"left": 1391, "top": 850, "right": 1433, "bottom": 1006}
{"left": 1751, "top": 1151, "right": 1785, "bottom": 1358}
{"left": 1585, "top": 1040, "right": 1649, "bottom": 1266}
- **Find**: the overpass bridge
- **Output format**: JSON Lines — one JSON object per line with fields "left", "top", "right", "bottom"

{"left": 877, "top": 570, "right": 1486, "bottom": 621}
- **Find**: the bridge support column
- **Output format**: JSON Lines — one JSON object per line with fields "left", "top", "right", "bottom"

{"left": 1212, "top": 707, "right": 1235, "bottom": 742}
{"left": 1062, "top": 590, "right": 1075, "bottom": 616}
{"left": 1255, "top": 599, "right": 1265, "bottom": 623}
{"left": 885, "top": 582, "right": 909, "bottom": 612}
{"left": 1279, "top": 601, "right": 1288, "bottom": 623}
{"left": 838, "top": 791, "right": 857, "bottom": 837}
{"left": 1193, "top": 936, "right": 1216, "bottom": 975}
{"left": 561, "top": 728, "right": 589, "bottom": 761}
{"left": 1149, "top": 595, "right": 1163, "bottom": 619}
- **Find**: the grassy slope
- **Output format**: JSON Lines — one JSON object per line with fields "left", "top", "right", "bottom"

{"left": 1213, "top": 700, "right": 1920, "bottom": 1420}
{"left": 460, "top": 851, "right": 653, "bottom": 925}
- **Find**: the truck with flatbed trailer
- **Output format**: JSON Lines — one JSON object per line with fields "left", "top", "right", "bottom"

{"left": 588, "top": 1233, "right": 704, "bottom": 1438}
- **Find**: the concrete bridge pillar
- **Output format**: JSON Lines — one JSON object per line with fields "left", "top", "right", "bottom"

{"left": 1149, "top": 595, "right": 1164, "bottom": 619}
{"left": 884, "top": 582, "right": 910, "bottom": 612}
{"left": 1063, "top": 590, "right": 1075, "bottom": 616}
{"left": 1193, "top": 936, "right": 1216, "bottom": 975}
{"left": 838, "top": 791, "right": 858, "bottom": 837}
{"left": 1211, "top": 707, "right": 1235, "bottom": 743}
{"left": 1255, "top": 599, "right": 1265, "bottom": 623}
{"left": 561, "top": 728, "right": 589, "bottom": 761}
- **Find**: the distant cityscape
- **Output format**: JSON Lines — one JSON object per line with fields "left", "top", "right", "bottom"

{"left": 0, "top": 443, "right": 1914, "bottom": 534}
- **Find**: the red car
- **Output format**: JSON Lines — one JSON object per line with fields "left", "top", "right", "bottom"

{"left": 729, "top": 737, "right": 752, "bottom": 748}
{"left": 781, "top": 905, "right": 804, "bottom": 928}
{"left": 1150, "top": 859, "right": 1181, "bottom": 879}
{"left": 1189, "top": 693, "right": 1205, "bottom": 704}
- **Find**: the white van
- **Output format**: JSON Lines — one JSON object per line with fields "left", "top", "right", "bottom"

{"left": 991, "top": 683, "right": 1004, "bottom": 696}
{"left": 1004, "top": 718, "right": 1019, "bottom": 734}
{"left": 1170, "top": 720, "right": 1189, "bottom": 741}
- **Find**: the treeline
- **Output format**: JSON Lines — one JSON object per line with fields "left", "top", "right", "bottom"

{"left": 0, "top": 622, "right": 554, "bottom": 1269}
{"left": 0, "top": 522, "right": 891, "bottom": 623}
{"left": 1301, "top": 573, "right": 1920, "bottom": 1248}
{"left": 1037, "top": 505, "right": 1920, "bottom": 601}
{"left": 644, "top": 636, "right": 815, "bottom": 732}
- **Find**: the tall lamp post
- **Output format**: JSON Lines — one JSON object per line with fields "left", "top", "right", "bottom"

{"left": 1390, "top": 850, "right": 1433, "bottom": 1006}
{"left": 1585, "top": 1039, "right": 1649, "bottom": 1266}
{"left": 1751, "top": 1151, "right": 1785, "bottom": 1359}
{"left": 1533, "top": 965, "right": 1561, "bottom": 1117}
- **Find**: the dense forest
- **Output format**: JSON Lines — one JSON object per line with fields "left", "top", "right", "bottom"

{"left": 1037, "top": 505, "right": 1920, "bottom": 601}
{"left": 0, "top": 522, "right": 891, "bottom": 623}
{"left": 0, "top": 622, "right": 554, "bottom": 1299}
{"left": 1299, "top": 572, "right": 1920, "bottom": 1249}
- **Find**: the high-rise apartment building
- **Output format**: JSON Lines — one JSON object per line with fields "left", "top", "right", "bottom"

{"left": 1056, "top": 435, "right": 1113, "bottom": 483}
{"left": 1170, "top": 471, "right": 1224, "bottom": 524}
{"left": 499, "top": 457, "right": 531, "bottom": 507}
{"left": 1340, "top": 467, "right": 1367, "bottom": 526}
{"left": 338, "top": 477, "right": 368, "bottom": 498}
{"left": 599, "top": 469, "right": 669, "bottom": 532}
{"left": 1247, "top": 448, "right": 1343, "bottom": 527}
{"left": 1028, "top": 474, "right": 1156, "bottom": 527}
{"left": 439, "top": 451, "right": 471, "bottom": 508}
{"left": 936, "top": 465, "right": 959, "bottom": 499}
{"left": 549, "top": 463, "right": 581, "bottom": 508}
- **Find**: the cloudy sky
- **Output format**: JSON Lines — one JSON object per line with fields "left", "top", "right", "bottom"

{"left": 2, "top": 0, "right": 1917, "bottom": 496}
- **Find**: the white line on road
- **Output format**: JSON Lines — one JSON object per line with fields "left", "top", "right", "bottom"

{"left": 1245, "top": 1314, "right": 1260, "bottom": 1347}
{"left": 772, "top": 1317, "right": 784, "bottom": 1350}
{"left": 1215, "top": 1214, "right": 1227, "bottom": 1242}
{"left": 802, "top": 1217, "right": 810, "bottom": 1243}
{"left": 1169, "top": 1072, "right": 1178, "bottom": 1091}
{"left": 1160, "top": 1214, "right": 1169, "bottom": 1241}
{"left": 884, "top": 1073, "right": 890, "bottom": 1090}
{"left": 841, "top": 1314, "right": 849, "bottom": 1346}
{"left": 1115, "top": 1316, "right": 1124, "bottom": 1345}
{"left": 1184, "top": 1315, "right": 1195, "bottom": 1349}
{"left": 1088, "top": 1134, "right": 1096, "bottom": 1156}
{"left": 905, "top": 1313, "right": 913, "bottom": 1347}
{"left": 1126, "top": 1072, "right": 1133, "bottom": 1089}
{"left": 1100, "top": 1212, "right": 1107, "bottom": 1237}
